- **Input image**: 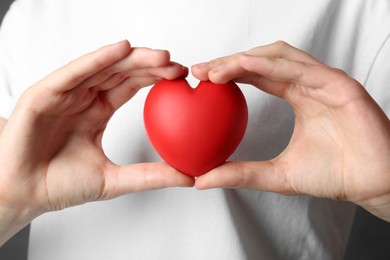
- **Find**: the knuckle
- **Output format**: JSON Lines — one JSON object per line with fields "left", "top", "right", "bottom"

{"left": 236, "top": 52, "right": 249, "bottom": 63}
{"left": 153, "top": 50, "right": 171, "bottom": 66}
{"left": 230, "top": 163, "right": 247, "bottom": 187}
{"left": 230, "top": 162, "right": 255, "bottom": 188}
{"left": 272, "top": 41, "right": 291, "bottom": 58}
{"left": 209, "top": 53, "right": 239, "bottom": 67}
{"left": 329, "top": 68, "right": 360, "bottom": 89}
{"left": 209, "top": 58, "right": 223, "bottom": 67}
{"left": 331, "top": 67, "right": 348, "bottom": 76}
{"left": 272, "top": 159, "right": 296, "bottom": 195}
{"left": 101, "top": 67, "right": 115, "bottom": 79}
{"left": 142, "top": 168, "right": 159, "bottom": 189}
{"left": 273, "top": 40, "right": 290, "bottom": 49}
{"left": 64, "top": 65, "right": 84, "bottom": 84}
{"left": 90, "top": 54, "right": 109, "bottom": 70}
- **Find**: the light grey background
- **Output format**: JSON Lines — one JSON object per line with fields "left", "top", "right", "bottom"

{"left": 0, "top": 1, "right": 389, "bottom": 260}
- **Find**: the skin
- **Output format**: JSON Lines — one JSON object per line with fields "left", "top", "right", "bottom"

{"left": 0, "top": 40, "right": 194, "bottom": 245}
{"left": 192, "top": 41, "right": 390, "bottom": 222}
{"left": 0, "top": 118, "right": 5, "bottom": 133}
{"left": 0, "top": 40, "right": 389, "bottom": 246}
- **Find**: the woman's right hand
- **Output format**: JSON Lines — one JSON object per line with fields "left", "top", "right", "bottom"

{"left": 0, "top": 40, "right": 194, "bottom": 245}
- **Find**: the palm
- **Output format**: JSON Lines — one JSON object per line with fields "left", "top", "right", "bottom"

{"left": 36, "top": 91, "right": 112, "bottom": 210}
{"left": 278, "top": 76, "right": 390, "bottom": 206}
{"left": 278, "top": 84, "right": 360, "bottom": 200}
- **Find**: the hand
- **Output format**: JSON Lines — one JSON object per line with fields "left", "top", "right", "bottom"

{"left": 192, "top": 41, "right": 390, "bottom": 221}
{"left": 0, "top": 40, "right": 194, "bottom": 240}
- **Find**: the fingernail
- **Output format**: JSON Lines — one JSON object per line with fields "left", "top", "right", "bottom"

{"left": 182, "top": 66, "right": 189, "bottom": 77}
{"left": 193, "top": 62, "right": 209, "bottom": 68}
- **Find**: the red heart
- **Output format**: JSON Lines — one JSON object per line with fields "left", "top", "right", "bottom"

{"left": 144, "top": 79, "right": 248, "bottom": 177}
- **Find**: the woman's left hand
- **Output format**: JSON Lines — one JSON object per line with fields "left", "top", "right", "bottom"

{"left": 192, "top": 41, "right": 390, "bottom": 222}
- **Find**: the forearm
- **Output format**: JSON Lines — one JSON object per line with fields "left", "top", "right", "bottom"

{"left": 0, "top": 117, "right": 35, "bottom": 246}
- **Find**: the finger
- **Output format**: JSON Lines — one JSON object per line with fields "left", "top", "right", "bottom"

{"left": 192, "top": 54, "right": 295, "bottom": 89}
{"left": 196, "top": 63, "right": 289, "bottom": 98}
{"left": 122, "top": 62, "right": 187, "bottom": 80}
{"left": 246, "top": 41, "right": 325, "bottom": 66}
{"left": 101, "top": 64, "right": 187, "bottom": 109}
{"left": 191, "top": 62, "right": 213, "bottom": 81}
{"left": 235, "top": 75, "right": 289, "bottom": 98}
{"left": 102, "top": 76, "right": 160, "bottom": 109}
{"left": 195, "top": 53, "right": 353, "bottom": 106}
{"left": 237, "top": 54, "right": 345, "bottom": 89}
{"left": 234, "top": 54, "right": 357, "bottom": 106}
{"left": 192, "top": 59, "right": 249, "bottom": 84}
{"left": 100, "top": 162, "right": 195, "bottom": 199}
{"left": 79, "top": 48, "right": 174, "bottom": 89}
{"left": 192, "top": 41, "right": 327, "bottom": 82}
{"left": 42, "top": 40, "right": 132, "bottom": 92}
{"left": 93, "top": 62, "right": 186, "bottom": 92}
{"left": 195, "top": 161, "right": 294, "bottom": 195}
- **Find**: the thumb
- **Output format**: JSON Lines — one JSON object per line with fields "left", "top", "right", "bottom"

{"left": 100, "top": 162, "right": 195, "bottom": 200}
{"left": 195, "top": 161, "right": 294, "bottom": 195}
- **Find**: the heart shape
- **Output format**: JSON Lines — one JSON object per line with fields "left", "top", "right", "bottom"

{"left": 144, "top": 79, "right": 248, "bottom": 177}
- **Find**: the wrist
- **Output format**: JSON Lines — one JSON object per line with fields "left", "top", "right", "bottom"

{"left": 0, "top": 196, "right": 42, "bottom": 246}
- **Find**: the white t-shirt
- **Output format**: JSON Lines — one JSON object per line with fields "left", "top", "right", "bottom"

{"left": 0, "top": 0, "right": 389, "bottom": 259}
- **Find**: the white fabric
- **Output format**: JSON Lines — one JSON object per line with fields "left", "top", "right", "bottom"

{"left": 0, "top": 0, "right": 389, "bottom": 259}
